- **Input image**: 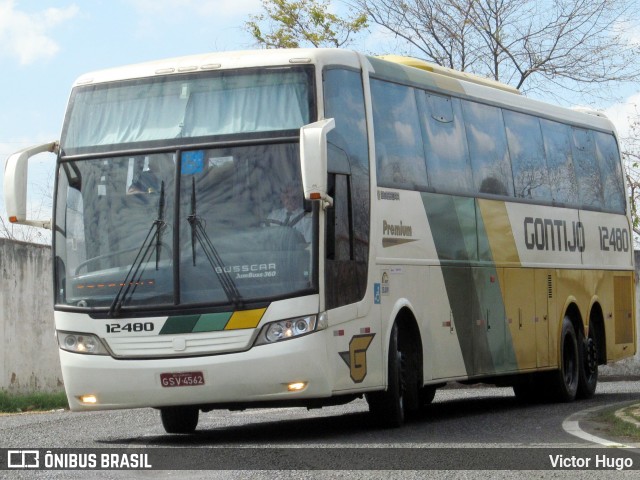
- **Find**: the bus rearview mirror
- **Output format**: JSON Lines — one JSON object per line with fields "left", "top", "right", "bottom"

{"left": 300, "top": 118, "right": 335, "bottom": 207}
{"left": 4, "top": 141, "right": 58, "bottom": 229}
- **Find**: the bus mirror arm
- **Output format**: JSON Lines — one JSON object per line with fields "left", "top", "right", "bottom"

{"left": 3, "top": 141, "right": 59, "bottom": 229}
{"left": 300, "top": 118, "right": 335, "bottom": 209}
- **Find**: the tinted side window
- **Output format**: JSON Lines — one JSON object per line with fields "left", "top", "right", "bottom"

{"left": 594, "top": 132, "right": 626, "bottom": 213}
{"left": 461, "top": 101, "right": 513, "bottom": 196}
{"left": 371, "top": 79, "right": 429, "bottom": 190}
{"left": 419, "top": 92, "right": 473, "bottom": 193}
{"left": 572, "top": 127, "right": 603, "bottom": 209}
{"left": 503, "top": 110, "right": 551, "bottom": 200}
{"left": 540, "top": 119, "right": 578, "bottom": 206}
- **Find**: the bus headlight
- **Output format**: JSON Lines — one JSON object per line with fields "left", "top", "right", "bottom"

{"left": 57, "top": 331, "right": 109, "bottom": 355}
{"left": 255, "top": 313, "right": 327, "bottom": 345}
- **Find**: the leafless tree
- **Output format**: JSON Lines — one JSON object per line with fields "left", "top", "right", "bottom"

{"left": 351, "top": 0, "right": 640, "bottom": 100}
{"left": 0, "top": 172, "right": 53, "bottom": 245}
{"left": 621, "top": 106, "right": 640, "bottom": 240}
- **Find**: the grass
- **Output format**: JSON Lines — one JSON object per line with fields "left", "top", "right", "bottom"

{"left": 0, "top": 391, "right": 69, "bottom": 413}
{"left": 595, "top": 405, "right": 640, "bottom": 443}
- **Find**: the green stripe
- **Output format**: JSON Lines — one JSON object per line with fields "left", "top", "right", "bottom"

{"left": 193, "top": 313, "right": 232, "bottom": 332}
{"left": 160, "top": 315, "right": 200, "bottom": 334}
{"left": 160, "top": 312, "right": 233, "bottom": 334}
{"left": 421, "top": 192, "right": 516, "bottom": 376}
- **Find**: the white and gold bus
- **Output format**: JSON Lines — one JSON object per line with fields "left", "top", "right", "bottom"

{"left": 4, "top": 49, "right": 635, "bottom": 433}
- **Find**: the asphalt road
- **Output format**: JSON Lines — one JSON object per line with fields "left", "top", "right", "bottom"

{"left": 1, "top": 380, "right": 639, "bottom": 479}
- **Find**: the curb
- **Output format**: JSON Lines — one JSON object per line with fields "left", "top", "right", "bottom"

{"left": 615, "top": 403, "right": 640, "bottom": 429}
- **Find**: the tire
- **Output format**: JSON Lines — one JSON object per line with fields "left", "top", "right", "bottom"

{"left": 548, "top": 317, "right": 579, "bottom": 402}
{"left": 160, "top": 406, "right": 199, "bottom": 434}
{"left": 419, "top": 385, "right": 437, "bottom": 406}
{"left": 366, "top": 323, "right": 405, "bottom": 428}
{"left": 576, "top": 326, "right": 598, "bottom": 399}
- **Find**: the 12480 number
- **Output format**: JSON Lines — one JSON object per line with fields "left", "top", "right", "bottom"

{"left": 106, "top": 322, "right": 154, "bottom": 333}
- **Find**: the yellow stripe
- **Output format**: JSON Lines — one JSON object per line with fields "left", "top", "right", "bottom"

{"left": 478, "top": 199, "right": 520, "bottom": 265}
{"left": 225, "top": 308, "right": 267, "bottom": 330}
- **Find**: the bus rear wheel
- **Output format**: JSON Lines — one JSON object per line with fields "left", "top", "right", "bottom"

{"left": 576, "top": 327, "right": 598, "bottom": 399}
{"left": 366, "top": 323, "right": 405, "bottom": 428}
{"left": 548, "top": 317, "right": 579, "bottom": 402}
{"left": 160, "top": 406, "right": 199, "bottom": 434}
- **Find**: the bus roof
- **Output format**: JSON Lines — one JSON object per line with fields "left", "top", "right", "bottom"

{"left": 366, "top": 55, "right": 616, "bottom": 135}
{"left": 376, "top": 55, "right": 521, "bottom": 95}
{"left": 71, "top": 49, "right": 363, "bottom": 86}
{"left": 72, "top": 48, "right": 616, "bottom": 136}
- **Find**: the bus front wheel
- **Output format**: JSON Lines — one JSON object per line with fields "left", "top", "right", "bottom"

{"left": 160, "top": 406, "right": 199, "bottom": 434}
{"left": 366, "top": 323, "right": 405, "bottom": 428}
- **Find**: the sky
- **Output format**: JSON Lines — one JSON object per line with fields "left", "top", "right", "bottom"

{"left": 1, "top": 0, "right": 639, "bottom": 232}
{"left": 0, "top": 0, "right": 262, "bottom": 226}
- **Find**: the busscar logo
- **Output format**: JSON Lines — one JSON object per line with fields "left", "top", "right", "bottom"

{"left": 339, "top": 334, "right": 375, "bottom": 383}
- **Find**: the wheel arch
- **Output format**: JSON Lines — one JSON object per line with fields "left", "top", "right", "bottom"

{"left": 560, "top": 300, "right": 583, "bottom": 359}
{"left": 382, "top": 301, "right": 424, "bottom": 387}
{"left": 587, "top": 299, "right": 607, "bottom": 365}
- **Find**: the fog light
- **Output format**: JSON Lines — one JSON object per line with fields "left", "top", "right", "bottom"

{"left": 79, "top": 394, "right": 97, "bottom": 404}
{"left": 287, "top": 382, "right": 307, "bottom": 392}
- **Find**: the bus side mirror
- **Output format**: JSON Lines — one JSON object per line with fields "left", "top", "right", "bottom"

{"left": 3, "top": 141, "right": 58, "bottom": 229}
{"left": 300, "top": 118, "right": 335, "bottom": 208}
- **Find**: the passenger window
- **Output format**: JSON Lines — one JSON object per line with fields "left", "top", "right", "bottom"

{"left": 419, "top": 93, "right": 473, "bottom": 193}
{"left": 371, "top": 79, "right": 429, "bottom": 190}
{"left": 503, "top": 110, "right": 551, "bottom": 200}
{"left": 594, "top": 132, "right": 626, "bottom": 213}
{"left": 572, "top": 127, "right": 603, "bottom": 209}
{"left": 540, "top": 119, "right": 578, "bottom": 205}
{"left": 461, "top": 101, "right": 513, "bottom": 196}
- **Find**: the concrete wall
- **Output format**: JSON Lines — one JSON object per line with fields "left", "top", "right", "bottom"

{"left": 0, "top": 238, "right": 61, "bottom": 393}
{"left": 0, "top": 238, "right": 638, "bottom": 394}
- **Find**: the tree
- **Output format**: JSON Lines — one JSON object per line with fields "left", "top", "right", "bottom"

{"left": 246, "top": 0, "right": 368, "bottom": 49}
{"left": 351, "top": 0, "right": 640, "bottom": 100}
{"left": 622, "top": 107, "right": 640, "bottom": 241}
{"left": 0, "top": 170, "right": 53, "bottom": 245}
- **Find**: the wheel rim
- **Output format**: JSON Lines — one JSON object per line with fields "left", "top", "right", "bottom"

{"left": 585, "top": 337, "right": 598, "bottom": 375}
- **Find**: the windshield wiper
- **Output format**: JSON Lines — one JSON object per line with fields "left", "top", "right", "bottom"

{"left": 187, "top": 178, "right": 242, "bottom": 306}
{"left": 108, "top": 182, "right": 166, "bottom": 318}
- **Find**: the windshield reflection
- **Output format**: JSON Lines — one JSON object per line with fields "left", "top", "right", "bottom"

{"left": 54, "top": 143, "right": 317, "bottom": 311}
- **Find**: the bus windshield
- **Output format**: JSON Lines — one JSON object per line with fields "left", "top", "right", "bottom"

{"left": 55, "top": 144, "right": 317, "bottom": 312}
{"left": 54, "top": 66, "right": 317, "bottom": 313}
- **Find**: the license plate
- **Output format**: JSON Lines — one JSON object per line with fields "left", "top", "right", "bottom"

{"left": 160, "top": 371, "right": 205, "bottom": 387}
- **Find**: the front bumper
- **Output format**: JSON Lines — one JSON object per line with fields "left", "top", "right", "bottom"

{"left": 61, "top": 330, "right": 333, "bottom": 411}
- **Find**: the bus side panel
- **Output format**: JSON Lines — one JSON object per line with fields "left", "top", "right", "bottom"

{"left": 377, "top": 190, "right": 470, "bottom": 381}
{"left": 422, "top": 193, "right": 518, "bottom": 377}
{"left": 612, "top": 272, "right": 635, "bottom": 360}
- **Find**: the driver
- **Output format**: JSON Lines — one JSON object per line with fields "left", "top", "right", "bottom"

{"left": 267, "top": 184, "right": 312, "bottom": 242}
